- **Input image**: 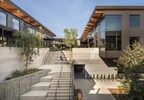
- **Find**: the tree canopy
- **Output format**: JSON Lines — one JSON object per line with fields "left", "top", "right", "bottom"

{"left": 13, "top": 29, "right": 44, "bottom": 70}
{"left": 117, "top": 42, "right": 144, "bottom": 96}
{"left": 63, "top": 28, "right": 78, "bottom": 50}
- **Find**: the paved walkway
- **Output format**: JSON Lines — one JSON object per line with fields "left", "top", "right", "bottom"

{"left": 75, "top": 79, "right": 119, "bottom": 100}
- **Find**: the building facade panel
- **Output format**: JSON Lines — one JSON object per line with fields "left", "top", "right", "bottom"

{"left": 81, "top": 6, "right": 144, "bottom": 58}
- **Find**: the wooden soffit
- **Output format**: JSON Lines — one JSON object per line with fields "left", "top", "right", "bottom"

{"left": 80, "top": 11, "right": 103, "bottom": 41}
{"left": 0, "top": 0, "right": 56, "bottom": 36}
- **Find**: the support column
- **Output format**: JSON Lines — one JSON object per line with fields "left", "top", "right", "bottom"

{"left": 94, "top": 28, "right": 96, "bottom": 47}
{"left": 2, "top": 27, "right": 4, "bottom": 47}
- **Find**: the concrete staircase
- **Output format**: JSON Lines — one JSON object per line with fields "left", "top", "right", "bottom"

{"left": 45, "top": 51, "right": 69, "bottom": 64}
{"left": 46, "top": 72, "right": 74, "bottom": 100}
{"left": 20, "top": 72, "right": 74, "bottom": 100}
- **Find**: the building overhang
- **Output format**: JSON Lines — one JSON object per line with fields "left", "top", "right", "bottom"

{"left": 80, "top": 6, "right": 144, "bottom": 41}
{"left": 0, "top": 0, "right": 56, "bottom": 37}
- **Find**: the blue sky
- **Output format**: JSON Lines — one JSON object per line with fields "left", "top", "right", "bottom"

{"left": 12, "top": 0, "right": 144, "bottom": 38}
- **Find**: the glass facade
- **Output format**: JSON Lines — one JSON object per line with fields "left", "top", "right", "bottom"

{"left": 106, "top": 31, "right": 121, "bottom": 50}
{"left": 99, "top": 15, "right": 122, "bottom": 51}
{"left": 105, "top": 15, "right": 122, "bottom": 51}
{"left": 28, "top": 27, "right": 35, "bottom": 34}
{"left": 130, "top": 15, "right": 140, "bottom": 27}
{"left": 0, "top": 12, "right": 6, "bottom": 26}
{"left": 99, "top": 18, "right": 105, "bottom": 51}
{"left": 105, "top": 15, "right": 122, "bottom": 31}
{"left": 13, "top": 18, "right": 19, "bottom": 30}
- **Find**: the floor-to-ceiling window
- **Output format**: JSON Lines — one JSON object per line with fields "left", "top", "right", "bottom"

{"left": 13, "top": 18, "right": 19, "bottom": 30}
{"left": 0, "top": 12, "right": 7, "bottom": 46}
{"left": 0, "top": 12, "right": 7, "bottom": 26}
{"left": 105, "top": 15, "right": 122, "bottom": 51}
{"left": 99, "top": 18, "right": 105, "bottom": 51}
{"left": 28, "top": 27, "right": 35, "bottom": 34}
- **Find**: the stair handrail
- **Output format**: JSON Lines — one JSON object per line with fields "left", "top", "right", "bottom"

{"left": 42, "top": 50, "right": 50, "bottom": 64}
{"left": 69, "top": 59, "right": 74, "bottom": 100}
{"left": 54, "top": 65, "right": 63, "bottom": 100}
{"left": 45, "top": 83, "right": 51, "bottom": 100}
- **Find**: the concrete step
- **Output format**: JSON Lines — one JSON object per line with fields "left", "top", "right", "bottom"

{"left": 20, "top": 91, "right": 48, "bottom": 100}
{"left": 52, "top": 80, "right": 72, "bottom": 82}
{"left": 46, "top": 96, "right": 73, "bottom": 100}
{"left": 49, "top": 87, "right": 71, "bottom": 90}
{"left": 50, "top": 84, "right": 72, "bottom": 88}
{"left": 51, "top": 82, "right": 72, "bottom": 85}
{"left": 53, "top": 77, "right": 71, "bottom": 79}
{"left": 47, "top": 89, "right": 74, "bottom": 94}
{"left": 55, "top": 61, "right": 69, "bottom": 64}
{"left": 48, "top": 72, "right": 54, "bottom": 75}
{"left": 31, "top": 82, "right": 51, "bottom": 91}
{"left": 46, "top": 93, "right": 73, "bottom": 97}
{"left": 51, "top": 81, "right": 72, "bottom": 85}
{"left": 40, "top": 75, "right": 53, "bottom": 82}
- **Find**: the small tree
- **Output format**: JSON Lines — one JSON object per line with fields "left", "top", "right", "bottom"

{"left": 13, "top": 29, "right": 44, "bottom": 70}
{"left": 117, "top": 42, "right": 144, "bottom": 95}
{"left": 63, "top": 28, "right": 78, "bottom": 50}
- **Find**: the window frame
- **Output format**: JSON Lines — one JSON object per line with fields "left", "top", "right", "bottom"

{"left": 12, "top": 18, "right": 20, "bottom": 30}
{"left": 129, "top": 15, "right": 140, "bottom": 28}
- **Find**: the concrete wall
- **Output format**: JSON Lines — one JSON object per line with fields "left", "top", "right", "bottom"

{"left": 72, "top": 48, "right": 104, "bottom": 64}
{"left": 72, "top": 48, "right": 99, "bottom": 60}
{"left": 0, "top": 69, "right": 49, "bottom": 100}
{"left": 0, "top": 47, "right": 49, "bottom": 82}
{"left": 72, "top": 48, "right": 117, "bottom": 77}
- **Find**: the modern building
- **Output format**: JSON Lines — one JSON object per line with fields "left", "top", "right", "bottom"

{"left": 80, "top": 6, "right": 144, "bottom": 58}
{"left": 0, "top": 0, "right": 56, "bottom": 47}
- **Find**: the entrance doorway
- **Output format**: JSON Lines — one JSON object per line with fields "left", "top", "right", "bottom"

{"left": 74, "top": 64, "right": 85, "bottom": 79}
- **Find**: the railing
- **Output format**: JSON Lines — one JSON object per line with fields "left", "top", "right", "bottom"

{"left": 54, "top": 65, "right": 63, "bottom": 100}
{"left": 45, "top": 84, "right": 51, "bottom": 100}
{"left": 69, "top": 59, "right": 74, "bottom": 100}
{"left": 42, "top": 50, "right": 49, "bottom": 64}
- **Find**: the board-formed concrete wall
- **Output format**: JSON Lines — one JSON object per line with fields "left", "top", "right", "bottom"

{"left": 0, "top": 47, "right": 50, "bottom": 82}
{"left": 0, "top": 69, "right": 50, "bottom": 100}
{"left": 72, "top": 48, "right": 99, "bottom": 60}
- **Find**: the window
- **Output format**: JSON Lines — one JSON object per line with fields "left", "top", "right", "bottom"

{"left": 130, "top": 37, "right": 139, "bottom": 46}
{"left": 106, "top": 31, "right": 121, "bottom": 51}
{"left": 130, "top": 15, "right": 140, "bottom": 27}
{"left": 105, "top": 15, "right": 122, "bottom": 31}
{"left": 13, "top": 18, "right": 19, "bottom": 30}
{"left": 0, "top": 12, "right": 6, "bottom": 26}
{"left": 28, "top": 27, "right": 35, "bottom": 34}
{"left": 105, "top": 15, "right": 122, "bottom": 51}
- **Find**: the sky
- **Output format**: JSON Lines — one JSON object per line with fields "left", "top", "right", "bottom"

{"left": 12, "top": 0, "right": 144, "bottom": 38}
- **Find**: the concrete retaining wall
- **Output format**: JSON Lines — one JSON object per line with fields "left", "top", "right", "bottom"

{"left": 72, "top": 48, "right": 99, "bottom": 60}
{"left": 0, "top": 47, "right": 50, "bottom": 82}
{"left": 0, "top": 69, "right": 50, "bottom": 100}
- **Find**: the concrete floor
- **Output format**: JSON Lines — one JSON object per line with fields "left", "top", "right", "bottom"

{"left": 74, "top": 79, "right": 119, "bottom": 100}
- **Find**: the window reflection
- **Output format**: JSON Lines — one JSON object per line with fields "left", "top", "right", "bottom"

{"left": 13, "top": 18, "right": 19, "bottom": 30}
{"left": 0, "top": 12, "right": 6, "bottom": 26}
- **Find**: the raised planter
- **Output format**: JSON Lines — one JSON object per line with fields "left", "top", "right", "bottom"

{"left": 0, "top": 69, "right": 50, "bottom": 100}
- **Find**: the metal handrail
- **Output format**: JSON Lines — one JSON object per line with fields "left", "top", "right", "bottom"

{"left": 42, "top": 50, "right": 49, "bottom": 64}
{"left": 54, "top": 65, "right": 63, "bottom": 100}
{"left": 69, "top": 60, "right": 74, "bottom": 100}
{"left": 45, "top": 84, "right": 51, "bottom": 100}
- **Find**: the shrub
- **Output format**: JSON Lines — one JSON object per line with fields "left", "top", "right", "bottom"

{"left": 12, "top": 70, "right": 24, "bottom": 78}
{"left": 23, "top": 68, "right": 40, "bottom": 74}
